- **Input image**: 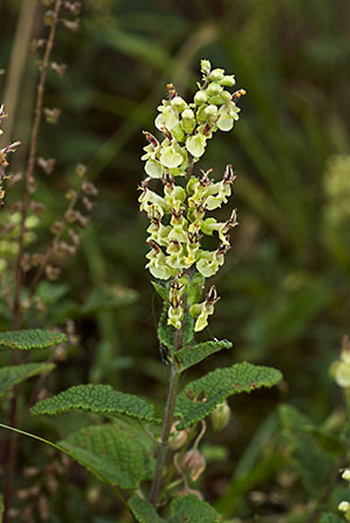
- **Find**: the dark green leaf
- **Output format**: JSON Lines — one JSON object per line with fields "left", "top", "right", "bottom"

{"left": 151, "top": 281, "right": 169, "bottom": 301}
{"left": 30, "top": 384, "right": 160, "bottom": 424}
{"left": 175, "top": 362, "right": 282, "bottom": 429}
{"left": 0, "top": 329, "right": 67, "bottom": 350}
{"left": 175, "top": 339, "right": 232, "bottom": 371}
{"left": 59, "top": 423, "right": 154, "bottom": 489}
{"left": 0, "top": 363, "right": 55, "bottom": 397}
{"left": 158, "top": 303, "right": 175, "bottom": 352}
{"left": 169, "top": 495, "right": 222, "bottom": 523}
{"left": 128, "top": 495, "right": 166, "bottom": 523}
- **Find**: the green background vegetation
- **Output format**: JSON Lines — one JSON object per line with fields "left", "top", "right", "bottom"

{"left": 1, "top": 0, "right": 350, "bottom": 521}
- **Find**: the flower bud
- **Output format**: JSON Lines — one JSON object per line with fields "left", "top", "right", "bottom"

{"left": 171, "top": 96, "right": 187, "bottom": 112}
{"left": 211, "top": 400, "right": 231, "bottom": 431}
{"left": 342, "top": 469, "right": 350, "bottom": 482}
{"left": 209, "top": 68, "right": 225, "bottom": 82}
{"left": 207, "top": 83, "right": 222, "bottom": 96}
{"left": 169, "top": 422, "right": 189, "bottom": 450}
{"left": 221, "top": 75, "right": 236, "bottom": 87}
{"left": 194, "top": 91, "right": 207, "bottom": 105}
{"left": 180, "top": 449, "right": 206, "bottom": 481}
{"left": 182, "top": 108, "right": 195, "bottom": 120}
{"left": 203, "top": 104, "right": 218, "bottom": 118}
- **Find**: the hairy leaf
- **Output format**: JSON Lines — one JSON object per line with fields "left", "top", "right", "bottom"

{"left": 30, "top": 384, "right": 160, "bottom": 423}
{"left": 0, "top": 329, "right": 67, "bottom": 350}
{"left": 82, "top": 285, "right": 138, "bottom": 315}
{"left": 169, "top": 495, "right": 222, "bottom": 522}
{"left": 175, "top": 362, "right": 282, "bottom": 429}
{"left": 0, "top": 363, "right": 55, "bottom": 397}
{"left": 59, "top": 423, "right": 154, "bottom": 489}
{"left": 128, "top": 495, "right": 166, "bottom": 523}
{"left": 175, "top": 339, "right": 232, "bottom": 371}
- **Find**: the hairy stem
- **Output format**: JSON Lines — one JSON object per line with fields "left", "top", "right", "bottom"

{"left": 4, "top": 4, "right": 62, "bottom": 522}
{"left": 149, "top": 361, "right": 181, "bottom": 505}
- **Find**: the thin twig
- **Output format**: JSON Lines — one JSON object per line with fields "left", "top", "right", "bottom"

{"left": 4, "top": 4, "right": 62, "bottom": 522}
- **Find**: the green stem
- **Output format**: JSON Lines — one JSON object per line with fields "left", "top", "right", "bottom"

{"left": 149, "top": 361, "right": 181, "bottom": 505}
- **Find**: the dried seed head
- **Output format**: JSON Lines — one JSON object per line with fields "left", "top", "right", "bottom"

{"left": 81, "top": 181, "right": 98, "bottom": 196}
{"left": 82, "top": 196, "right": 94, "bottom": 211}
{"left": 50, "top": 221, "right": 64, "bottom": 235}
{"left": 43, "top": 107, "right": 61, "bottom": 124}
{"left": 62, "top": 19, "right": 80, "bottom": 32}
{"left": 37, "top": 157, "right": 56, "bottom": 175}
{"left": 45, "top": 265, "right": 61, "bottom": 281}
{"left": 30, "top": 201, "right": 46, "bottom": 215}
{"left": 50, "top": 62, "right": 67, "bottom": 78}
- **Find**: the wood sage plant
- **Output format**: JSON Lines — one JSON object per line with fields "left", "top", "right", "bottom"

{"left": 1, "top": 59, "right": 282, "bottom": 522}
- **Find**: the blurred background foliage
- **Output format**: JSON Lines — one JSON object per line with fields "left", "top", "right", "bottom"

{"left": 1, "top": 0, "right": 350, "bottom": 520}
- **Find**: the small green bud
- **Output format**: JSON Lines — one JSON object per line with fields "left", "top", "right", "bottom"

{"left": 194, "top": 90, "right": 208, "bottom": 105}
{"left": 342, "top": 469, "right": 350, "bottom": 482}
{"left": 211, "top": 400, "right": 231, "bottom": 431}
{"left": 209, "top": 68, "right": 225, "bottom": 82}
{"left": 200, "top": 59, "right": 211, "bottom": 76}
{"left": 171, "top": 96, "right": 187, "bottom": 112}
{"left": 207, "top": 83, "right": 222, "bottom": 96}
{"left": 220, "top": 75, "right": 236, "bottom": 87}
{"left": 182, "top": 108, "right": 195, "bottom": 120}
{"left": 203, "top": 104, "right": 218, "bottom": 119}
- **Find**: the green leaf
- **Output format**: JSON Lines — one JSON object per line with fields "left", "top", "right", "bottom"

{"left": 319, "top": 515, "right": 344, "bottom": 523}
{"left": 279, "top": 404, "right": 335, "bottom": 495}
{"left": 169, "top": 495, "right": 222, "bottom": 523}
{"left": 158, "top": 303, "right": 175, "bottom": 352}
{"left": 59, "top": 423, "right": 154, "bottom": 489}
{"left": 0, "top": 329, "right": 67, "bottom": 350}
{"left": 82, "top": 285, "right": 138, "bottom": 315}
{"left": 30, "top": 384, "right": 160, "bottom": 424}
{"left": 151, "top": 281, "right": 169, "bottom": 301}
{"left": 175, "top": 362, "right": 282, "bottom": 429}
{"left": 182, "top": 313, "right": 195, "bottom": 347}
{"left": 175, "top": 339, "right": 232, "bottom": 371}
{"left": 0, "top": 363, "right": 55, "bottom": 397}
{"left": 128, "top": 495, "right": 166, "bottom": 523}
{"left": 187, "top": 273, "right": 205, "bottom": 306}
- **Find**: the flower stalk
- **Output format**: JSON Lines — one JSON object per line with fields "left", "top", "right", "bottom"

{"left": 141, "top": 59, "right": 245, "bottom": 505}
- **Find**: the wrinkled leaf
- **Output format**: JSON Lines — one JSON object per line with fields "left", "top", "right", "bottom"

{"left": 0, "top": 363, "right": 55, "bottom": 397}
{"left": 128, "top": 495, "right": 166, "bottom": 523}
{"left": 175, "top": 362, "right": 282, "bottom": 429}
{"left": 59, "top": 423, "right": 154, "bottom": 489}
{"left": 0, "top": 329, "right": 67, "bottom": 350}
{"left": 31, "top": 384, "right": 160, "bottom": 424}
{"left": 175, "top": 339, "right": 232, "bottom": 371}
{"left": 169, "top": 495, "right": 222, "bottom": 523}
